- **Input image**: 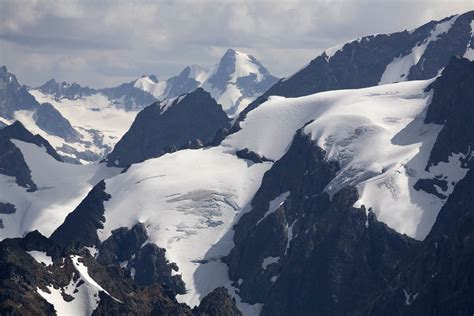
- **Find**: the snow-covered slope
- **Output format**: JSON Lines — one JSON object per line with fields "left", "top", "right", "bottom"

{"left": 236, "top": 11, "right": 474, "bottom": 125}
{"left": 0, "top": 138, "right": 119, "bottom": 240}
{"left": 378, "top": 14, "right": 460, "bottom": 84}
{"left": 101, "top": 146, "right": 270, "bottom": 312}
{"left": 224, "top": 79, "right": 470, "bottom": 239}
{"left": 37, "top": 255, "right": 118, "bottom": 315}
{"left": 79, "top": 76, "right": 470, "bottom": 313}
{"left": 133, "top": 49, "right": 278, "bottom": 118}
{"left": 19, "top": 90, "right": 138, "bottom": 163}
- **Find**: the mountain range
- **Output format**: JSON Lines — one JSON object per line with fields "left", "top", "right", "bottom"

{"left": 0, "top": 10, "right": 473, "bottom": 316}
{"left": 0, "top": 49, "right": 277, "bottom": 163}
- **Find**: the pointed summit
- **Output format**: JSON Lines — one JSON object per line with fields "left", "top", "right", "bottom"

{"left": 0, "top": 66, "right": 39, "bottom": 118}
{"left": 203, "top": 49, "right": 278, "bottom": 116}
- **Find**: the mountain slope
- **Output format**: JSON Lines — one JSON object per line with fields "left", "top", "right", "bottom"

{"left": 47, "top": 67, "right": 466, "bottom": 314}
{"left": 0, "top": 123, "right": 120, "bottom": 240}
{"left": 106, "top": 88, "right": 230, "bottom": 168}
{"left": 0, "top": 66, "right": 39, "bottom": 119}
{"left": 234, "top": 11, "right": 474, "bottom": 129}
{"left": 134, "top": 49, "right": 278, "bottom": 118}
{"left": 0, "top": 231, "right": 241, "bottom": 315}
{"left": 224, "top": 56, "right": 474, "bottom": 314}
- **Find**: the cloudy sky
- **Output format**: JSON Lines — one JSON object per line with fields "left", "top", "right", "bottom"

{"left": 1, "top": 0, "right": 473, "bottom": 88}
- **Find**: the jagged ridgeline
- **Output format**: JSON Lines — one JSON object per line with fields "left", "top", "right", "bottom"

{"left": 0, "top": 9, "right": 473, "bottom": 316}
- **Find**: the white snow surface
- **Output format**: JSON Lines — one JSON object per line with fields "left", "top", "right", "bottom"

{"left": 37, "top": 256, "right": 117, "bottom": 316}
{"left": 71, "top": 255, "right": 119, "bottom": 301}
{"left": 223, "top": 79, "right": 467, "bottom": 239}
{"left": 133, "top": 50, "right": 271, "bottom": 118}
{"left": 0, "top": 140, "right": 120, "bottom": 240}
{"left": 99, "top": 146, "right": 271, "bottom": 311}
{"left": 90, "top": 78, "right": 469, "bottom": 314}
{"left": 262, "top": 256, "right": 280, "bottom": 270}
{"left": 379, "top": 15, "right": 459, "bottom": 85}
{"left": 24, "top": 77, "right": 469, "bottom": 314}
{"left": 324, "top": 37, "right": 363, "bottom": 60}
{"left": 202, "top": 50, "right": 268, "bottom": 117}
{"left": 463, "top": 21, "right": 474, "bottom": 61}
{"left": 256, "top": 191, "right": 290, "bottom": 225}
{"left": 24, "top": 90, "right": 138, "bottom": 163}
{"left": 27, "top": 250, "right": 53, "bottom": 266}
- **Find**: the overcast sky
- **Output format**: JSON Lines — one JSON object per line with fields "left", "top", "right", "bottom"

{"left": 1, "top": 0, "right": 473, "bottom": 88}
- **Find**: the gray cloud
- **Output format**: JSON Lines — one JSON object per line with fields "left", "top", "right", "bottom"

{"left": 0, "top": 0, "right": 473, "bottom": 88}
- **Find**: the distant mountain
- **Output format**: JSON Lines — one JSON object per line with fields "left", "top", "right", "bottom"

{"left": 234, "top": 11, "right": 474, "bottom": 129}
{"left": 2, "top": 11, "right": 474, "bottom": 316}
{"left": 0, "top": 66, "right": 39, "bottom": 119}
{"left": 37, "top": 78, "right": 157, "bottom": 111}
{"left": 134, "top": 49, "right": 279, "bottom": 117}
{"left": 49, "top": 56, "right": 474, "bottom": 314}
{"left": 37, "top": 78, "right": 96, "bottom": 100}
{"left": 0, "top": 69, "right": 139, "bottom": 164}
{"left": 106, "top": 88, "right": 230, "bottom": 167}
{"left": 19, "top": 49, "right": 276, "bottom": 163}
{"left": 35, "top": 49, "right": 277, "bottom": 118}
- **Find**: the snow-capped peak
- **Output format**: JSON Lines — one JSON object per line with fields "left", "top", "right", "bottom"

{"left": 133, "top": 75, "right": 159, "bottom": 93}
{"left": 131, "top": 49, "right": 278, "bottom": 118}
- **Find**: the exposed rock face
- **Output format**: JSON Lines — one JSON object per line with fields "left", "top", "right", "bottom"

{"left": 96, "top": 223, "right": 148, "bottom": 266}
{"left": 37, "top": 77, "right": 158, "bottom": 111}
{"left": 99, "top": 81, "right": 158, "bottom": 111}
{"left": 192, "top": 287, "right": 242, "bottom": 316}
{"left": 106, "top": 88, "right": 230, "bottom": 167}
{"left": 362, "top": 56, "right": 474, "bottom": 316}
{"left": 0, "top": 121, "right": 63, "bottom": 162}
{"left": 97, "top": 223, "right": 186, "bottom": 295}
{"left": 222, "top": 56, "right": 474, "bottom": 315}
{"left": 367, "top": 168, "right": 474, "bottom": 315}
{"left": 164, "top": 66, "right": 202, "bottom": 99}
{"left": 0, "top": 121, "right": 63, "bottom": 191}
{"left": 0, "top": 231, "right": 191, "bottom": 316}
{"left": 423, "top": 57, "right": 474, "bottom": 168}
{"left": 34, "top": 103, "right": 81, "bottom": 142}
{"left": 50, "top": 180, "right": 111, "bottom": 248}
{"left": 233, "top": 11, "right": 474, "bottom": 131}
{"left": 0, "top": 132, "right": 36, "bottom": 191}
{"left": 225, "top": 131, "right": 420, "bottom": 314}
{"left": 0, "top": 66, "right": 39, "bottom": 119}
{"left": 37, "top": 79, "right": 96, "bottom": 100}
{"left": 0, "top": 231, "right": 243, "bottom": 315}
{"left": 0, "top": 202, "right": 15, "bottom": 215}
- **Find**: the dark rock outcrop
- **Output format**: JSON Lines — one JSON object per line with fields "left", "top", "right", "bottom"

{"left": 0, "top": 121, "right": 62, "bottom": 191}
{"left": 97, "top": 223, "right": 186, "bottom": 295}
{"left": 0, "top": 121, "right": 63, "bottom": 162}
{"left": 0, "top": 66, "right": 39, "bottom": 119}
{"left": 163, "top": 66, "right": 202, "bottom": 99}
{"left": 37, "top": 79, "right": 96, "bottom": 100}
{"left": 368, "top": 168, "right": 474, "bottom": 315}
{"left": 233, "top": 11, "right": 474, "bottom": 131}
{"left": 132, "top": 243, "right": 186, "bottom": 294}
{"left": 424, "top": 56, "right": 474, "bottom": 169}
{"left": 0, "top": 231, "right": 245, "bottom": 315}
{"left": 225, "top": 131, "right": 420, "bottom": 315}
{"left": 0, "top": 202, "right": 16, "bottom": 214}
{"left": 34, "top": 102, "right": 81, "bottom": 142}
{"left": 99, "top": 81, "right": 157, "bottom": 111}
{"left": 0, "top": 232, "right": 193, "bottom": 316}
{"left": 236, "top": 148, "right": 272, "bottom": 163}
{"left": 106, "top": 88, "right": 230, "bottom": 167}
{"left": 50, "top": 180, "right": 110, "bottom": 248}
{"left": 0, "top": 133, "right": 36, "bottom": 191}
{"left": 193, "top": 287, "right": 242, "bottom": 316}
